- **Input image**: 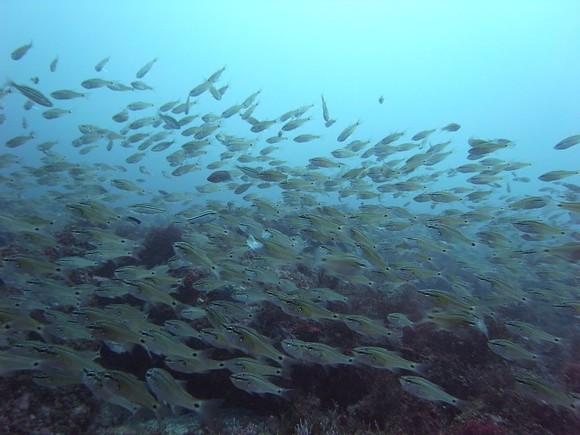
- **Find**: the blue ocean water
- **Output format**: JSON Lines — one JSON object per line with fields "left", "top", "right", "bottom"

{"left": 0, "top": 1, "right": 579, "bottom": 433}
{"left": 1, "top": 1, "right": 579, "bottom": 195}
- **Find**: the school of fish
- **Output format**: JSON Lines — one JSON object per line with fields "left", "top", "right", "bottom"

{"left": 0, "top": 42, "right": 579, "bottom": 426}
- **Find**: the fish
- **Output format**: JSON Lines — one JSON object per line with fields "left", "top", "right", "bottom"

{"left": 145, "top": 368, "right": 220, "bottom": 418}
{"left": 164, "top": 320, "right": 201, "bottom": 338}
{"left": 318, "top": 94, "right": 330, "bottom": 123}
{"left": 242, "top": 90, "right": 260, "bottom": 108}
{"left": 230, "top": 372, "right": 290, "bottom": 398}
{"left": 207, "top": 170, "right": 232, "bottom": 183}
{"left": 208, "top": 65, "right": 226, "bottom": 83}
{"left": 353, "top": 347, "right": 426, "bottom": 374}
{"left": 1, "top": 49, "right": 580, "bottom": 430}
{"left": 257, "top": 169, "right": 287, "bottom": 182}
{"left": 42, "top": 109, "right": 72, "bottom": 120}
{"left": 127, "top": 101, "right": 154, "bottom": 111}
{"left": 50, "top": 90, "right": 87, "bottom": 100}
{"left": 130, "top": 80, "right": 153, "bottom": 91}
{"left": 221, "top": 103, "right": 243, "bottom": 118}
{"left": 538, "top": 170, "right": 579, "bottom": 182}
{"left": 11, "top": 41, "right": 32, "bottom": 60}
{"left": 184, "top": 210, "right": 218, "bottom": 225}
{"left": 107, "top": 81, "right": 134, "bottom": 91}
{"left": 123, "top": 280, "right": 183, "bottom": 312}
{"left": 49, "top": 56, "right": 58, "bottom": 72}
{"left": 136, "top": 58, "right": 157, "bottom": 78}
{"left": 82, "top": 368, "right": 140, "bottom": 414}
{"left": 282, "top": 117, "right": 311, "bottom": 132}
{"left": 504, "top": 320, "right": 563, "bottom": 345}
{"left": 411, "top": 129, "right": 436, "bottom": 141}
{"left": 241, "top": 103, "right": 259, "bottom": 121}
{"left": 164, "top": 353, "right": 225, "bottom": 374}
{"left": 427, "top": 223, "right": 477, "bottom": 246}
{"left": 514, "top": 374, "right": 579, "bottom": 416}
{"left": 172, "top": 164, "right": 199, "bottom": 177}
{"left": 269, "top": 293, "right": 340, "bottom": 322}
{"left": 399, "top": 376, "right": 467, "bottom": 409}
{"left": 222, "top": 323, "right": 289, "bottom": 365}
{"left": 298, "top": 342, "right": 353, "bottom": 366}
{"left": 250, "top": 119, "right": 276, "bottom": 133}
{"left": 553, "top": 134, "right": 580, "bottom": 150}
{"left": 308, "top": 157, "right": 342, "bottom": 168}
{"left": 190, "top": 80, "right": 211, "bottom": 97}
{"left": 158, "top": 113, "right": 180, "bottom": 130}
{"left": 318, "top": 253, "right": 369, "bottom": 276}
{"left": 341, "top": 315, "right": 397, "bottom": 339}
{"left": 112, "top": 109, "right": 129, "bottom": 123}
{"left": 542, "top": 242, "right": 580, "bottom": 262}
{"left": 421, "top": 310, "right": 488, "bottom": 337}
{"left": 337, "top": 120, "right": 361, "bottom": 142}
{"left": 173, "top": 241, "right": 221, "bottom": 276}
{"left": 487, "top": 339, "right": 539, "bottom": 362}
{"left": 138, "top": 328, "right": 199, "bottom": 358}
{"left": 511, "top": 219, "right": 564, "bottom": 236}
{"left": 508, "top": 196, "right": 548, "bottom": 210}
{"left": 110, "top": 178, "right": 145, "bottom": 194}
{"left": 225, "top": 357, "right": 285, "bottom": 379}
{"left": 81, "top": 78, "right": 113, "bottom": 89}
{"left": 331, "top": 148, "right": 357, "bottom": 159}
{"left": 5, "top": 133, "right": 34, "bottom": 148}
{"left": 293, "top": 134, "right": 321, "bottom": 143}
{"left": 441, "top": 123, "right": 461, "bottom": 132}
{"left": 94, "top": 56, "right": 110, "bottom": 72}
{"left": 387, "top": 313, "right": 414, "bottom": 328}
{"left": 416, "top": 289, "right": 477, "bottom": 312}
{"left": 7, "top": 81, "right": 53, "bottom": 107}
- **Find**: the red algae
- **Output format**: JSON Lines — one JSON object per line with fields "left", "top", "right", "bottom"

{"left": 457, "top": 420, "right": 506, "bottom": 435}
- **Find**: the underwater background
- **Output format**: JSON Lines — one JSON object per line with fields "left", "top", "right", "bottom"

{"left": 0, "top": 0, "right": 579, "bottom": 434}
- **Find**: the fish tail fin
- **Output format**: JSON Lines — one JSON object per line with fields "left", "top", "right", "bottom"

{"left": 414, "top": 362, "right": 431, "bottom": 376}
{"left": 455, "top": 398, "right": 471, "bottom": 411}
{"left": 280, "top": 388, "right": 295, "bottom": 401}
{"left": 196, "top": 399, "right": 223, "bottom": 424}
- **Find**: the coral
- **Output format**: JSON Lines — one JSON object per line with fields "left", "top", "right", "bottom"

{"left": 137, "top": 224, "right": 183, "bottom": 268}
{"left": 0, "top": 374, "right": 98, "bottom": 434}
{"left": 456, "top": 419, "right": 506, "bottom": 435}
{"left": 562, "top": 363, "right": 580, "bottom": 392}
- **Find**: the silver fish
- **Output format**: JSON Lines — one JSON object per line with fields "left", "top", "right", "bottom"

{"left": 136, "top": 57, "right": 157, "bottom": 79}
{"left": 8, "top": 81, "right": 53, "bottom": 107}
{"left": 11, "top": 41, "right": 32, "bottom": 60}
{"left": 145, "top": 368, "right": 220, "bottom": 418}
{"left": 399, "top": 376, "right": 467, "bottom": 409}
